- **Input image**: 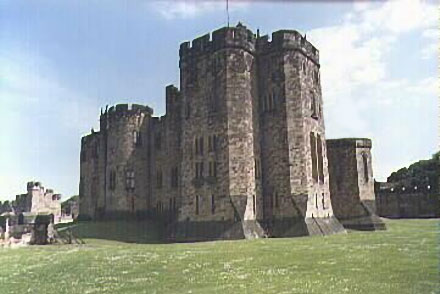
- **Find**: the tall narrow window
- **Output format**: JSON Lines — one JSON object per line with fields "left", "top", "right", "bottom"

{"left": 317, "top": 134, "right": 324, "bottom": 183}
{"left": 362, "top": 153, "right": 369, "bottom": 182}
{"left": 209, "top": 161, "right": 217, "bottom": 177}
{"left": 125, "top": 170, "right": 135, "bottom": 191}
{"left": 315, "top": 193, "right": 318, "bottom": 209}
{"left": 109, "top": 170, "right": 117, "bottom": 190}
{"left": 171, "top": 167, "right": 178, "bottom": 188}
{"left": 194, "top": 137, "right": 199, "bottom": 155}
{"left": 195, "top": 195, "right": 199, "bottom": 215}
{"left": 211, "top": 195, "right": 215, "bottom": 214}
{"left": 195, "top": 162, "right": 204, "bottom": 179}
{"left": 255, "top": 159, "right": 261, "bottom": 178}
{"left": 322, "top": 193, "right": 325, "bottom": 209}
{"left": 199, "top": 136, "right": 204, "bottom": 155}
{"left": 310, "top": 133, "right": 318, "bottom": 182}
{"left": 311, "top": 92, "right": 318, "bottom": 119}
{"left": 208, "top": 135, "right": 217, "bottom": 152}
{"left": 133, "top": 131, "right": 141, "bottom": 146}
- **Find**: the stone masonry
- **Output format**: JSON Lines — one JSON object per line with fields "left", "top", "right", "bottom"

{"left": 327, "top": 139, "right": 385, "bottom": 230}
{"left": 79, "top": 23, "right": 380, "bottom": 240}
{"left": 0, "top": 181, "right": 62, "bottom": 221}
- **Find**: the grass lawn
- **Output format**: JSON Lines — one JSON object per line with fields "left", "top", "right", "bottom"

{"left": 0, "top": 218, "right": 438, "bottom": 294}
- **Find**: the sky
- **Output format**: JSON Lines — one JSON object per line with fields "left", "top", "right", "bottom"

{"left": 0, "top": 0, "right": 438, "bottom": 200}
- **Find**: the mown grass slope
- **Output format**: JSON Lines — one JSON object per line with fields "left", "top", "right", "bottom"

{"left": 0, "top": 219, "right": 438, "bottom": 294}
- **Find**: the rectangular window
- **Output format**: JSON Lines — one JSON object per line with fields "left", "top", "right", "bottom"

{"left": 211, "top": 195, "right": 215, "bottom": 214}
{"left": 195, "top": 195, "right": 199, "bottom": 215}
{"left": 133, "top": 131, "right": 141, "bottom": 146}
{"left": 195, "top": 162, "right": 204, "bottom": 179}
{"left": 311, "top": 92, "right": 318, "bottom": 119}
{"left": 208, "top": 135, "right": 217, "bottom": 152}
{"left": 310, "top": 132, "right": 318, "bottom": 182}
{"left": 208, "top": 136, "right": 213, "bottom": 152}
{"left": 171, "top": 167, "right": 178, "bottom": 188}
{"left": 125, "top": 170, "right": 135, "bottom": 191}
{"left": 199, "top": 136, "right": 204, "bottom": 155}
{"left": 208, "top": 161, "right": 217, "bottom": 177}
{"left": 194, "top": 137, "right": 198, "bottom": 155}
{"left": 317, "top": 134, "right": 324, "bottom": 183}
{"left": 255, "top": 159, "right": 261, "bottom": 178}
{"left": 109, "top": 170, "right": 116, "bottom": 190}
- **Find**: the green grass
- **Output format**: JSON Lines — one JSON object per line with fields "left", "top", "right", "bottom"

{"left": 0, "top": 219, "right": 438, "bottom": 294}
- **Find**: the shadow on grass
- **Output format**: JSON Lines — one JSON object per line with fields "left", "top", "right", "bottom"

{"left": 55, "top": 220, "right": 167, "bottom": 244}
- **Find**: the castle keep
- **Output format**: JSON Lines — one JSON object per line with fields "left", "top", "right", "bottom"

{"left": 79, "top": 24, "right": 381, "bottom": 240}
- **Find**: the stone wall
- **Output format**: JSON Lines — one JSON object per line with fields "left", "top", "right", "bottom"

{"left": 375, "top": 183, "right": 439, "bottom": 218}
{"left": 0, "top": 181, "right": 61, "bottom": 222}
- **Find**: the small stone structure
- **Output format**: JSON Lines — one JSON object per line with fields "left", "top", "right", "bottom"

{"left": 0, "top": 213, "right": 53, "bottom": 246}
{"left": 0, "top": 181, "right": 62, "bottom": 222}
{"left": 79, "top": 23, "right": 382, "bottom": 241}
{"left": 327, "top": 138, "right": 385, "bottom": 230}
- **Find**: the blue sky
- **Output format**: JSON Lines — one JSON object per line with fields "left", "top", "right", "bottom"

{"left": 0, "top": 0, "right": 437, "bottom": 200}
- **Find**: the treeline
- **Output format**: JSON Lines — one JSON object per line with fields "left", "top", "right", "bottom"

{"left": 387, "top": 151, "right": 440, "bottom": 191}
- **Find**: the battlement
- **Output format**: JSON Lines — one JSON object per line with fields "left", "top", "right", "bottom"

{"left": 327, "top": 138, "right": 372, "bottom": 149}
{"left": 179, "top": 22, "right": 256, "bottom": 58}
{"left": 103, "top": 103, "right": 154, "bottom": 119}
{"left": 27, "top": 181, "right": 43, "bottom": 191}
{"left": 166, "top": 84, "right": 181, "bottom": 114}
{"left": 256, "top": 30, "right": 319, "bottom": 64}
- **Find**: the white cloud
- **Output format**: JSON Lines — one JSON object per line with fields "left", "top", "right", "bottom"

{"left": 360, "top": 0, "right": 436, "bottom": 33}
{"left": 307, "top": 0, "right": 437, "bottom": 180}
{"left": 421, "top": 28, "right": 438, "bottom": 59}
{"left": 150, "top": 1, "right": 247, "bottom": 20}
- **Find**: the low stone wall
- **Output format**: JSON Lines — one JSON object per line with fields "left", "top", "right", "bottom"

{"left": 376, "top": 189, "right": 439, "bottom": 218}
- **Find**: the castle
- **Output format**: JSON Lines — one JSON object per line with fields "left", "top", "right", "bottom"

{"left": 0, "top": 181, "right": 61, "bottom": 220}
{"left": 79, "top": 23, "right": 383, "bottom": 240}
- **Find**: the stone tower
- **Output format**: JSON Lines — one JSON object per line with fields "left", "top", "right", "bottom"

{"left": 177, "top": 24, "right": 265, "bottom": 240}
{"left": 327, "top": 138, "right": 384, "bottom": 230}
{"left": 255, "top": 30, "right": 342, "bottom": 237}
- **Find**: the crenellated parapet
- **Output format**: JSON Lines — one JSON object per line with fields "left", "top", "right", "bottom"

{"left": 257, "top": 30, "right": 319, "bottom": 64}
{"left": 101, "top": 103, "right": 153, "bottom": 125}
{"left": 179, "top": 23, "right": 256, "bottom": 60}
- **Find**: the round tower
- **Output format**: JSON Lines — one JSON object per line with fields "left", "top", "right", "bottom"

{"left": 177, "top": 23, "right": 265, "bottom": 240}
{"left": 102, "top": 103, "right": 153, "bottom": 218}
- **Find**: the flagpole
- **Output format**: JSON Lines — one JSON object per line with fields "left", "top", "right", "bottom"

{"left": 226, "top": 0, "right": 230, "bottom": 27}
